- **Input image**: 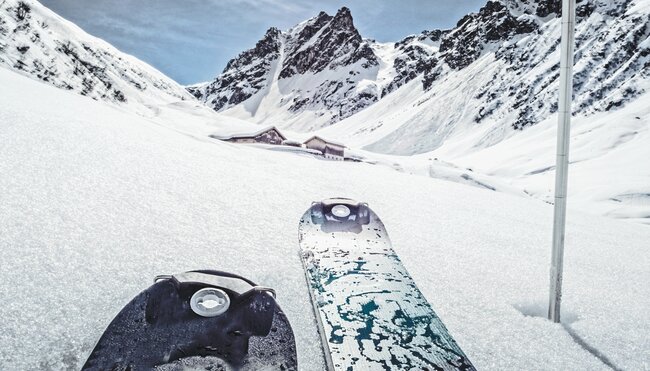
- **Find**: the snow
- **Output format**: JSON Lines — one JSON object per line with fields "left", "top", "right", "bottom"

{"left": 315, "top": 33, "right": 650, "bottom": 223}
{"left": 1, "top": 66, "right": 649, "bottom": 370}
{"left": 371, "top": 89, "right": 650, "bottom": 224}
{"left": 0, "top": 0, "right": 192, "bottom": 116}
{"left": 369, "top": 41, "right": 399, "bottom": 85}
{"left": 440, "top": 95, "right": 650, "bottom": 224}
{"left": 292, "top": 0, "right": 650, "bottom": 158}
{"left": 210, "top": 125, "right": 281, "bottom": 141}
{"left": 223, "top": 60, "right": 382, "bottom": 132}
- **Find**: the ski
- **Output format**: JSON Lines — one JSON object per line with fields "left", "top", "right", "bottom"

{"left": 83, "top": 270, "right": 297, "bottom": 370}
{"left": 299, "top": 198, "right": 475, "bottom": 370}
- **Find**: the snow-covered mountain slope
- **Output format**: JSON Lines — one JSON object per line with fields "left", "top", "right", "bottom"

{"left": 321, "top": 0, "right": 650, "bottom": 155}
{"left": 2, "top": 62, "right": 650, "bottom": 371}
{"left": 348, "top": 92, "right": 650, "bottom": 225}
{"left": 439, "top": 92, "right": 650, "bottom": 225}
{"left": 189, "top": 7, "right": 382, "bottom": 131}
{"left": 0, "top": 0, "right": 193, "bottom": 115}
{"left": 193, "top": 0, "right": 649, "bottom": 141}
{"left": 308, "top": 0, "right": 650, "bottom": 223}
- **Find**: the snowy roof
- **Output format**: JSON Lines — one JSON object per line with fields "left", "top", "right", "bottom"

{"left": 303, "top": 135, "right": 346, "bottom": 148}
{"left": 210, "top": 126, "right": 286, "bottom": 141}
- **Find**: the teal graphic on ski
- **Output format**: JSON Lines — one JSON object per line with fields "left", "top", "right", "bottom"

{"left": 299, "top": 198, "right": 474, "bottom": 370}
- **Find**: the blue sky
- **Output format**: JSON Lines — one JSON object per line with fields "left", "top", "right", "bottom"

{"left": 40, "top": 0, "right": 486, "bottom": 85}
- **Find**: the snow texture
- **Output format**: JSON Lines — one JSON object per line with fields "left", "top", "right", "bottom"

{"left": 1, "top": 65, "right": 649, "bottom": 371}
{"left": 1, "top": 0, "right": 649, "bottom": 369}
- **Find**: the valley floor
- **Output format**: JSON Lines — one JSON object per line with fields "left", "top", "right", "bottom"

{"left": 1, "top": 68, "right": 649, "bottom": 370}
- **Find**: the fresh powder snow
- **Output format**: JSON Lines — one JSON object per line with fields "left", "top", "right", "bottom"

{"left": 1, "top": 0, "right": 649, "bottom": 370}
{"left": 1, "top": 65, "right": 649, "bottom": 370}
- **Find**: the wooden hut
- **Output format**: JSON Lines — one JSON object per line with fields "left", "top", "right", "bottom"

{"left": 211, "top": 126, "right": 286, "bottom": 145}
{"left": 303, "top": 135, "right": 345, "bottom": 160}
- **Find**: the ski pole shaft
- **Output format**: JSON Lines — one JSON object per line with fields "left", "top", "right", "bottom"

{"left": 549, "top": 0, "right": 576, "bottom": 324}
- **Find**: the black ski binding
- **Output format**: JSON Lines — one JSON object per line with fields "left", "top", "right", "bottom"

{"left": 310, "top": 197, "right": 370, "bottom": 233}
{"left": 83, "top": 270, "right": 297, "bottom": 370}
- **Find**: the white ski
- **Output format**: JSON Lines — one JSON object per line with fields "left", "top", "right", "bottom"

{"left": 299, "top": 198, "right": 474, "bottom": 370}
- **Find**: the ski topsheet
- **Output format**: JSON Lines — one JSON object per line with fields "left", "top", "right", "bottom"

{"left": 299, "top": 198, "right": 474, "bottom": 370}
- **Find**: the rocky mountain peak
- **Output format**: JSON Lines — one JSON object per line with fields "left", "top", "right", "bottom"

{"left": 279, "top": 7, "right": 377, "bottom": 79}
{"left": 188, "top": 6, "right": 382, "bottom": 130}
{"left": 266, "top": 26, "right": 281, "bottom": 35}
{"left": 223, "top": 26, "right": 280, "bottom": 72}
{"left": 331, "top": 7, "right": 354, "bottom": 31}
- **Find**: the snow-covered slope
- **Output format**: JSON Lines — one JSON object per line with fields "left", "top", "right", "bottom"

{"left": 312, "top": 0, "right": 650, "bottom": 223}
{"left": 2, "top": 63, "right": 649, "bottom": 371}
{"left": 189, "top": 7, "right": 382, "bottom": 131}
{"left": 438, "top": 92, "right": 650, "bottom": 225}
{"left": 318, "top": 87, "right": 650, "bottom": 224}
{"left": 322, "top": 0, "right": 650, "bottom": 153}
{"left": 0, "top": 0, "right": 193, "bottom": 115}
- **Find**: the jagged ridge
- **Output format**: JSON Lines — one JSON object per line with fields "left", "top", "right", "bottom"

{"left": 190, "top": 7, "right": 381, "bottom": 130}
{"left": 190, "top": 0, "right": 649, "bottom": 140}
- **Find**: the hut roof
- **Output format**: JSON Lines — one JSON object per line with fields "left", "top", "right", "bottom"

{"left": 210, "top": 126, "right": 286, "bottom": 141}
{"left": 302, "top": 135, "right": 345, "bottom": 148}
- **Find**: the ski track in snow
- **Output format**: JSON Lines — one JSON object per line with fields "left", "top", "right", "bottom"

{"left": 1, "top": 68, "right": 649, "bottom": 371}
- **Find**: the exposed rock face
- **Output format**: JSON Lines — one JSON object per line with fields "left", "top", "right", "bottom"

{"left": 474, "top": 0, "right": 648, "bottom": 129}
{"left": 188, "top": 28, "right": 281, "bottom": 110}
{"left": 382, "top": 30, "right": 445, "bottom": 96}
{"left": 440, "top": 1, "right": 538, "bottom": 71}
{"left": 279, "top": 7, "right": 378, "bottom": 79}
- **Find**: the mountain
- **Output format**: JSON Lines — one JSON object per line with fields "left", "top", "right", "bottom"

{"left": 0, "top": 0, "right": 193, "bottom": 114}
{"left": 192, "top": 0, "right": 649, "bottom": 145}
{"left": 189, "top": 7, "right": 382, "bottom": 131}
{"left": 313, "top": 0, "right": 649, "bottom": 224}
{"left": 188, "top": 0, "right": 649, "bottom": 223}
{"left": 324, "top": 0, "right": 650, "bottom": 155}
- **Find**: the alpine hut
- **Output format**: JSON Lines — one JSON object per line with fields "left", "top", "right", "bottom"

{"left": 303, "top": 135, "right": 345, "bottom": 160}
{"left": 210, "top": 126, "right": 286, "bottom": 145}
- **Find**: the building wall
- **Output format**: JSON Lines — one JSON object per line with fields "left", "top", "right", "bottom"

{"left": 304, "top": 138, "right": 328, "bottom": 153}
{"left": 254, "top": 130, "right": 285, "bottom": 145}
{"left": 305, "top": 137, "right": 344, "bottom": 160}
{"left": 324, "top": 153, "right": 344, "bottom": 161}
{"left": 324, "top": 145, "right": 344, "bottom": 158}
{"left": 229, "top": 138, "right": 256, "bottom": 144}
